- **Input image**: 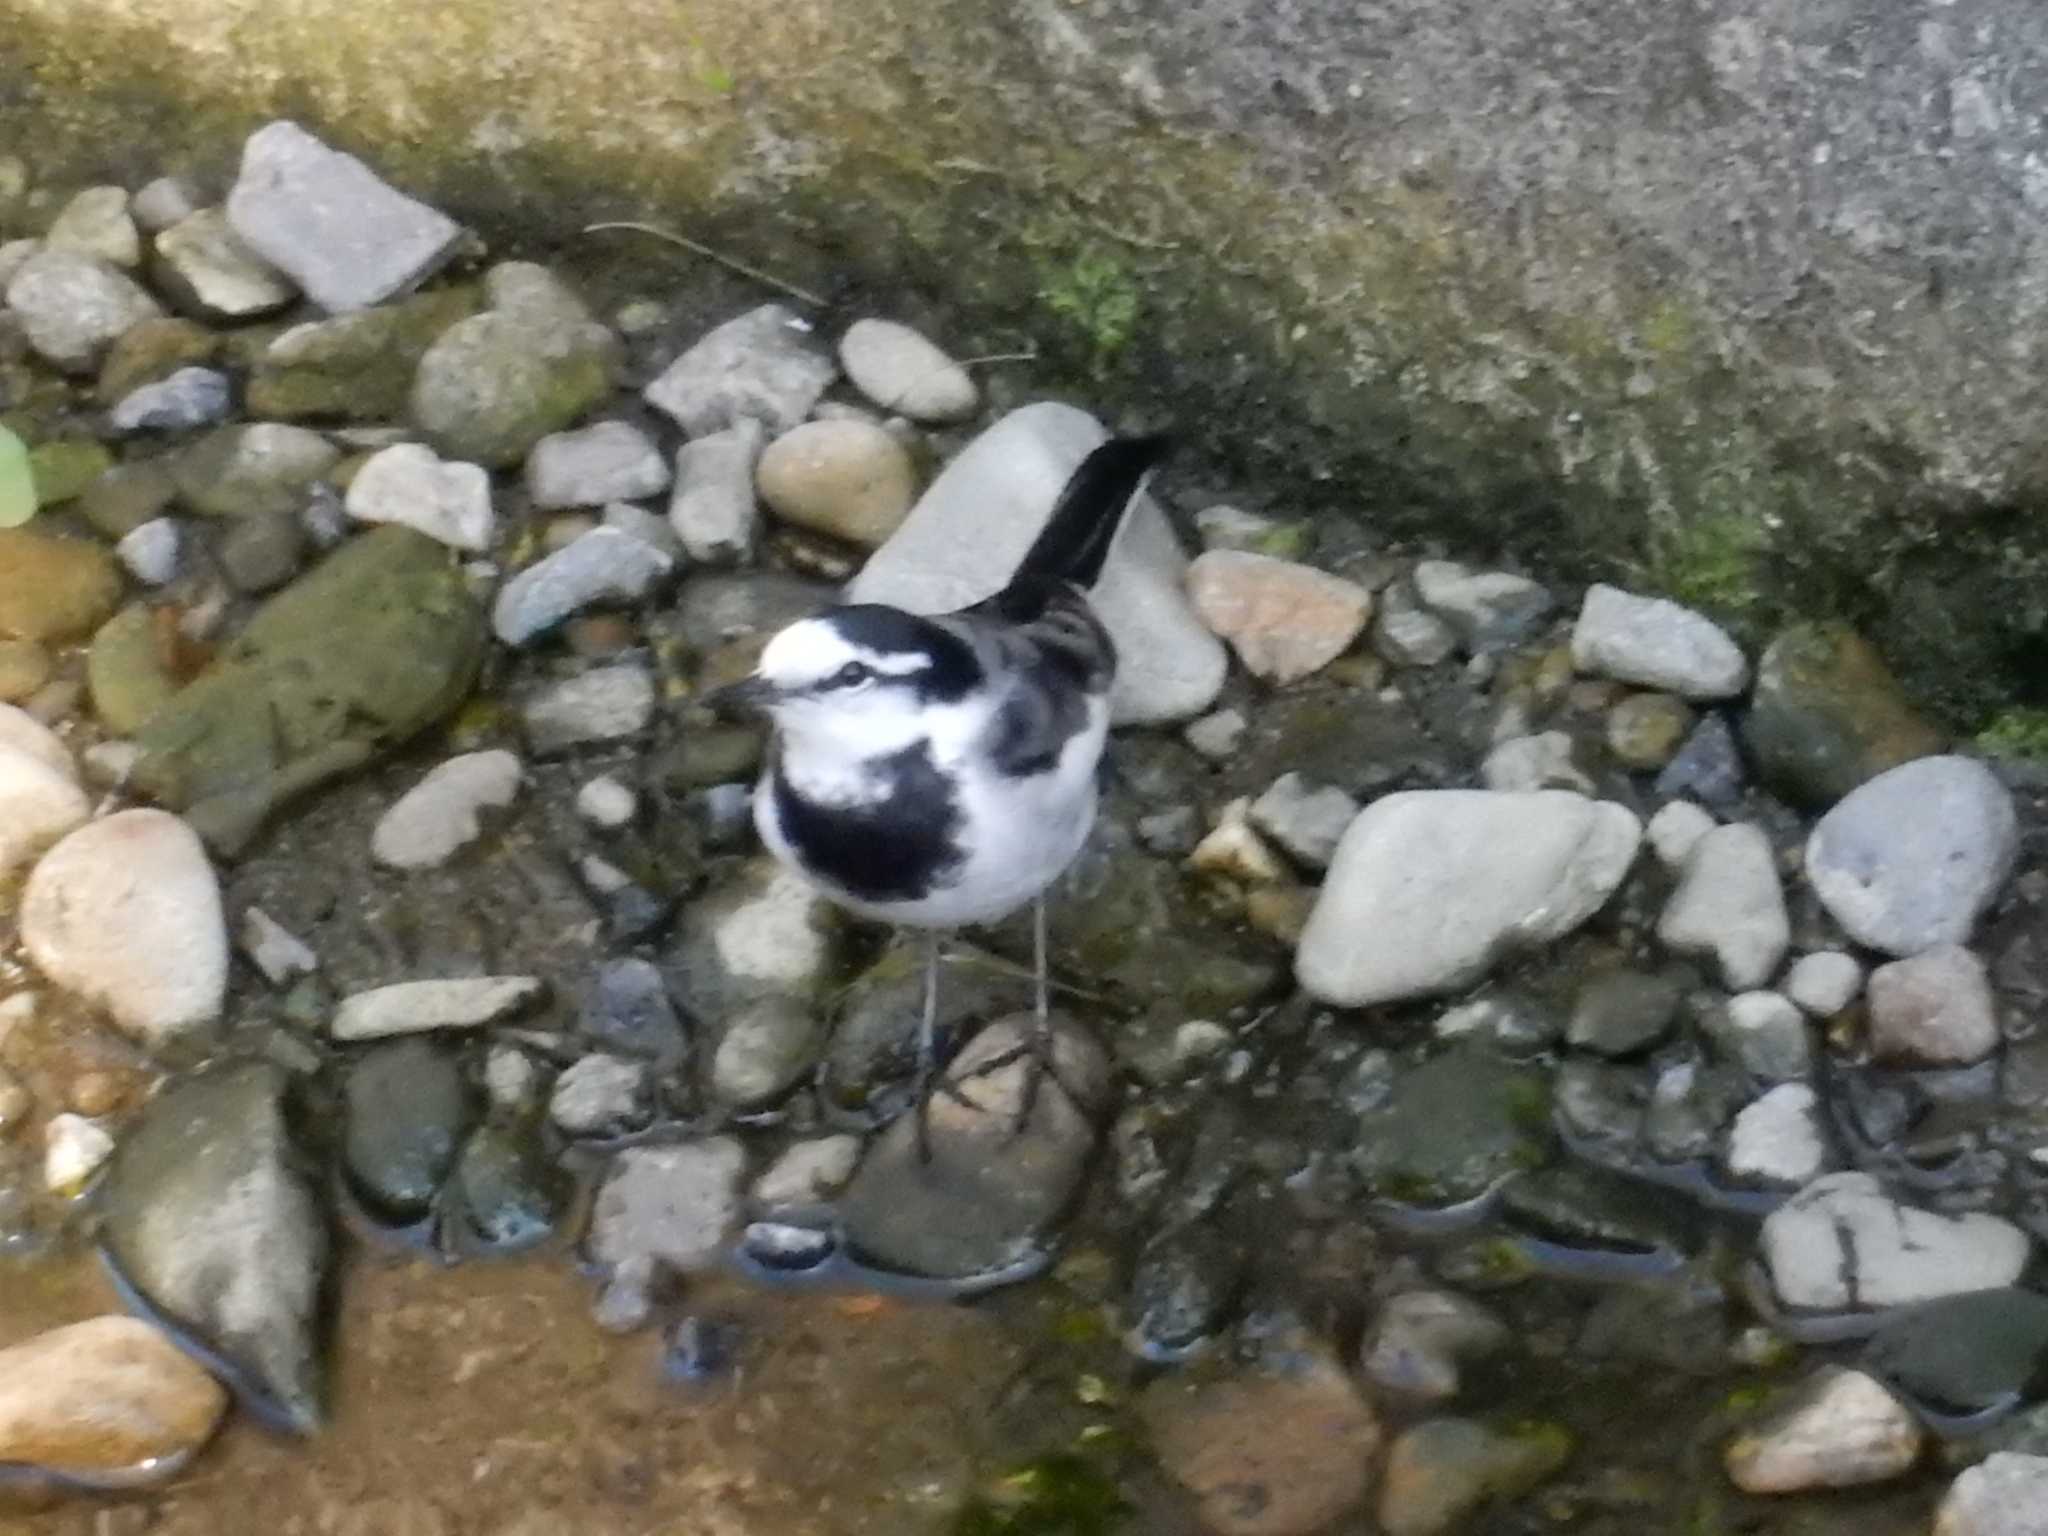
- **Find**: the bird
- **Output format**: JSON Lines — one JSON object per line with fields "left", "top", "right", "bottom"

{"left": 708, "top": 433, "right": 1169, "bottom": 1144}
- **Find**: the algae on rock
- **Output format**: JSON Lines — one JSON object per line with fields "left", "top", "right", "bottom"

{"left": 130, "top": 526, "right": 486, "bottom": 855}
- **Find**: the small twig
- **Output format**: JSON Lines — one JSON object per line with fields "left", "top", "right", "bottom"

{"left": 581, "top": 220, "right": 827, "bottom": 307}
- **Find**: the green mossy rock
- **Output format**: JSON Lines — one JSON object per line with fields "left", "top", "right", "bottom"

{"left": 1353, "top": 1045, "right": 1552, "bottom": 1206}
{"left": 87, "top": 602, "right": 181, "bottom": 733}
{"left": 130, "top": 526, "right": 486, "bottom": 855}
{"left": 247, "top": 285, "right": 478, "bottom": 421}
{"left": 1740, "top": 622, "right": 1946, "bottom": 809}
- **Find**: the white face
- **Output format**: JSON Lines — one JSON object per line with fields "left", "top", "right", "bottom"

{"left": 754, "top": 617, "right": 959, "bottom": 764}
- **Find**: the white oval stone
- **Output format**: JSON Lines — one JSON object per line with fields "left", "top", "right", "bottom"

{"left": 1297, "top": 790, "right": 1643, "bottom": 1008}
{"left": 21, "top": 810, "right": 227, "bottom": 1048}
{"left": 838, "top": 319, "right": 978, "bottom": 423}
{"left": 1571, "top": 583, "right": 1749, "bottom": 699}
{"left": 0, "top": 701, "right": 76, "bottom": 780}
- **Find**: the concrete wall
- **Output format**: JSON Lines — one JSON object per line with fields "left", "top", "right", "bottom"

{"left": 5, "top": 0, "right": 2047, "bottom": 717}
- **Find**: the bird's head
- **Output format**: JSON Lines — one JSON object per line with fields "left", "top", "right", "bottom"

{"left": 707, "top": 606, "right": 985, "bottom": 760}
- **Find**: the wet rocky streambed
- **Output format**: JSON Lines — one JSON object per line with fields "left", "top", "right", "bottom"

{"left": 2, "top": 123, "right": 2048, "bottom": 1536}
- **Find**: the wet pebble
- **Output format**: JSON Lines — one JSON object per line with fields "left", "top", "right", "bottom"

{"left": 667, "top": 418, "right": 764, "bottom": 564}
{"left": 581, "top": 957, "right": 687, "bottom": 1067}
{"left": 1125, "top": 1224, "right": 1244, "bottom": 1359}
{"left": 1140, "top": 1337, "right": 1382, "bottom": 1536}
{"left": 588, "top": 1138, "right": 747, "bottom": 1275}
{"left": 756, "top": 417, "right": 919, "bottom": 548}
{"left": 345, "top": 442, "right": 495, "bottom": 552}
{"left": 1247, "top": 772, "right": 1358, "bottom": 870}
{"left": 5, "top": 248, "right": 163, "bottom": 372}
{"left": 525, "top": 419, "right": 668, "bottom": 509}
{"left": 109, "top": 366, "right": 232, "bottom": 433}
{"left": 1656, "top": 823, "right": 1789, "bottom": 991}
{"left": 1186, "top": 797, "right": 1289, "bottom": 884}
{"left": 548, "top": 1053, "right": 652, "bottom": 1138}
{"left": 1762, "top": 1171, "right": 2031, "bottom": 1313}
{"left": 644, "top": 304, "right": 835, "bottom": 437}
{"left": 47, "top": 186, "right": 141, "bottom": 267}
{"left": 1605, "top": 691, "right": 1694, "bottom": 769}
{"left": 43, "top": 1112, "right": 115, "bottom": 1196}
{"left": 1806, "top": 755, "right": 2017, "bottom": 955}
{"left": 1722, "top": 1082, "right": 1832, "bottom": 1188}
{"left": 1703, "top": 991, "right": 1813, "bottom": 1082}
{"left": 153, "top": 207, "right": 296, "bottom": 320}
{"left": 21, "top": 809, "right": 226, "bottom": 1048}
{"left": 1352, "top": 1045, "right": 1550, "bottom": 1205}
{"left": 0, "top": 1065, "right": 29, "bottom": 1136}
{"left": 483, "top": 1045, "right": 542, "bottom": 1115}
{"left": 1566, "top": 969, "right": 1684, "bottom": 1058}
{"left": 331, "top": 976, "right": 545, "bottom": 1040}
{"left": 1867, "top": 944, "right": 2000, "bottom": 1066}
{"left": 1786, "top": 950, "right": 1862, "bottom": 1017}
{"left": 1360, "top": 1290, "right": 1509, "bottom": 1404}
{"left": 1378, "top": 1417, "right": 1571, "bottom": 1536}
{"left": 521, "top": 663, "right": 656, "bottom": 753}
{"left": 0, "top": 639, "right": 51, "bottom": 702}
{"left": 492, "top": 527, "right": 674, "bottom": 645}
{"left": 371, "top": 749, "right": 522, "bottom": 869}
{"left": 709, "top": 995, "right": 822, "bottom": 1109}
{"left": 0, "top": 1316, "right": 228, "bottom": 1491}
{"left": 838, "top": 318, "right": 977, "bottom": 422}
{"left": 838, "top": 1014, "right": 1108, "bottom": 1280}
{"left": 575, "top": 773, "right": 638, "bottom": 829}
{"left": 1411, "top": 561, "right": 1552, "bottom": 652}
{"left": 343, "top": 1038, "right": 476, "bottom": 1224}
{"left": 443, "top": 1120, "right": 571, "bottom": 1252}
{"left": 1372, "top": 580, "right": 1458, "bottom": 666}
{"left": 669, "top": 859, "right": 841, "bottom": 1018}
{"left": 1936, "top": 1453, "right": 2048, "bottom": 1536}
{"left": 1480, "top": 731, "right": 1593, "bottom": 794}
{"left": 132, "top": 176, "right": 201, "bottom": 234}
{"left": 1724, "top": 1366, "right": 1921, "bottom": 1493}
{"left": 238, "top": 906, "right": 319, "bottom": 986}
{"left": 99, "top": 1061, "right": 329, "bottom": 1430}
{"left": 661, "top": 1313, "right": 743, "bottom": 1385}
{"left": 752, "top": 1136, "right": 860, "bottom": 1212}
{"left": 225, "top": 120, "right": 460, "bottom": 311}
{"left": 1297, "top": 790, "right": 1641, "bottom": 1007}
{"left": 1183, "top": 707, "right": 1247, "bottom": 761}
{"left": 1571, "top": 583, "right": 1747, "bottom": 699}
{"left": 1653, "top": 713, "right": 1747, "bottom": 811}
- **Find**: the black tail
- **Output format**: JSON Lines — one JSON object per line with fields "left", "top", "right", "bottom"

{"left": 1009, "top": 434, "right": 1169, "bottom": 590}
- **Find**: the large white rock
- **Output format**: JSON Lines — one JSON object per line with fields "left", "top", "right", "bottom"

{"left": 1806, "top": 755, "right": 2018, "bottom": 955}
{"left": 1656, "top": 823, "right": 1789, "bottom": 990}
{"left": 224, "top": 120, "right": 462, "bottom": 313}
{"left": 1936, "top": 1453, "right": 2048, "bottom": 1536}
{"left": 21, "top": 810, "right": 227, "bottom": 1048}
{"left": 1296, "top": 790, "right": 1642, "bottom": 1007}
{"left": 1761, "top": 1171, "right": 2032, "bottom": 1313}
{"left": 371, "top": 750, "right": 522, "bottom": 870}
{"left": 1723, "top": 1366, "right": 1922, "bottom": 1494}
{"left": 847, "top": 403, "right": 1226, "bottom": 725}
{"left": 1570, "top": 583, "right": 1749, "bottom": 699}
{"left": 0, "top": 742, "right": 90, "bottom": 881}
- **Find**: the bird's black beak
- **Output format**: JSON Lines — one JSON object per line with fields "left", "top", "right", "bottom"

{"left": 702, "top": 675, "right": 780, "bottom": 720}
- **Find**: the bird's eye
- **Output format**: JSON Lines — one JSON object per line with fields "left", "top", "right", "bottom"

{"left": 833, "top": 661, "right": 873, "bottom": 688}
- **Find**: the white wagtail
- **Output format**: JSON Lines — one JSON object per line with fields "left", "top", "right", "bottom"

{"left": 710, "top": 434, "right": 1168, "bottom": 1139}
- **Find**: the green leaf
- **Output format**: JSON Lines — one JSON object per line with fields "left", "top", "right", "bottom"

{"left": 0, "top": 425, "right": 35, "bottom": 528}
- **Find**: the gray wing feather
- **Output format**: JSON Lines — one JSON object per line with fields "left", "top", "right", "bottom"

{"left": 941, "top": 585, "right": 1114, "bottom": 778}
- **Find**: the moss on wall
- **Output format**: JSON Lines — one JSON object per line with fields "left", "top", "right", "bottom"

{"left": 4, "top": 0, "right": 2044, "bottom": 723}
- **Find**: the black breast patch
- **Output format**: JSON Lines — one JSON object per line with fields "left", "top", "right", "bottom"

{"left": 770, "top": 743, "right": 966, "bottom": 904}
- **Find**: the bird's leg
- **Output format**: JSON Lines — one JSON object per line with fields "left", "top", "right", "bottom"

{"left": 950, "top": 895, "right": 1083, "bottom": 1136}
{"left": 912, "top": 928, "right": 942, "bottom": 1165}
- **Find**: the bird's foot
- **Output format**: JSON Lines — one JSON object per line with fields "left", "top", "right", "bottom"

{"left": 943, "top": 1012, "right": 1087, "bottom": 1140}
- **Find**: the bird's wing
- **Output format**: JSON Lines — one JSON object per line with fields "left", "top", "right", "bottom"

{"left": 949, "top": 583, "right": 1113, "bottom": 777}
